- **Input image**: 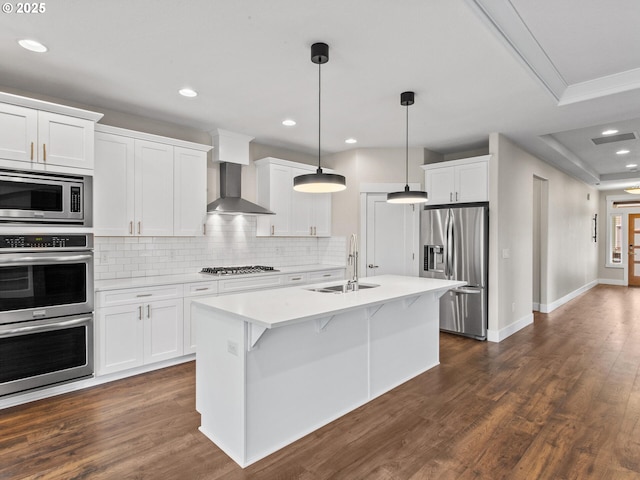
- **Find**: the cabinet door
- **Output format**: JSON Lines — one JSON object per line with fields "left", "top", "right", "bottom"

{"left": 134, "top": 140, "right": 174, "bottom": 236}
{"left": 456, "top": 162, "right": 488, "bottom": 203}
{"left": 98, "top": 304, "right": 144, "bottom": 375}
{"left": 183, "top": 297, "right": 198, "bottom": 354}
{"left": 94, "top": 133, "right": 135, "bottom": 235}
{"left": 144, "top": 299, "right": 183, "bottom": 363}
{"left": 174, "top": 147, "right": 207, "bottom": 236}
{"left": 312, "top": 193, "right": 332, "bottom": 236}
{"left": 0, "top": 104, "right": 37, "bottom": 163}
{"left": 38, "top": 111, "right": 95, "bottom": 169}
{"left": 291, "top": 167, "right": 313, "bottom": 236}
{"left": 269, "top": 164, "right": 292, "bottom": 235}
{"left": 425, "top": 167, "right": 455, "bottom": 205}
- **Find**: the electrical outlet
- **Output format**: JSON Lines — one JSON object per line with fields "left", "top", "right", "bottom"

{"left": 100, "top": 252, "right": 109, "bottom": 264}
{"left": 275, "top": 247, "right": 281, "bottom": 255}
{"left": 227, "top": 340, "right": 238, "bottom": 356}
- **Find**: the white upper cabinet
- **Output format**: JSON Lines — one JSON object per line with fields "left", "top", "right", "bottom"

{"left": 134, "top": 140, "right": 174, "bottom": 236}
{"left": 0, "top": 93, "right": 102, "bottom": 173}
{"left": 94, "top": 132, "right": 135, "bottom": 236}
{"left": 174, "top": 147, "right": 207, "bottom": 236}
{"left": 94, "top": 125, "right": 211, "bottom": 237}
{"left": 422, "top": 155, "right": 489, "bottom": 205}
{"left": 255, "top": 157, "right": 332, "bottom": 237}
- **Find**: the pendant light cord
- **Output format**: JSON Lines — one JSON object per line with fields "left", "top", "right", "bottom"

{"left": 318, "top": 61, "right": 322, "bottom": 171}
{"left": 405, "top": 100, "right": 409, "bottom": 187}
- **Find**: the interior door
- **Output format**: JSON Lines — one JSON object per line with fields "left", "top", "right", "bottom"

{"left": 365, "top": 194, "right": 418, "bottom": 277}
{"left": 628, "top": 214, "right": 640, "bottom": 286}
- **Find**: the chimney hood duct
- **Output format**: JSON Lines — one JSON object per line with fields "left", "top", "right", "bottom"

{"left": 207, "top": 162, "right": 274, "bottom": 215}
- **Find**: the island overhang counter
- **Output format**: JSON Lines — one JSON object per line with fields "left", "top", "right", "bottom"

{"left": 192, "top": 274, "right": 465, "bottom": 467}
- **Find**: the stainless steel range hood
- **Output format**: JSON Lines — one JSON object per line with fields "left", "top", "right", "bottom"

{"left": 207, "top": 162, "right": 274, "bottom": 215}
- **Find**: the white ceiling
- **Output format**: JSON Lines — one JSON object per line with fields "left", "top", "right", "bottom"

{"left": 1, "top": 0, "right": 639, "bottom": 190}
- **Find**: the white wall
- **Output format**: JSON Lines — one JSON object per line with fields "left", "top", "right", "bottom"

{"left": 489, "top": 134, "right": 599, "bottom": 340}
{"left": 325, "top": 147, "right": 426, "bottom": 237}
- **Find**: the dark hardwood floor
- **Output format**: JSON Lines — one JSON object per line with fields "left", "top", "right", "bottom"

{"left": 2, "top": 284, "right": 640, "bottom": 479}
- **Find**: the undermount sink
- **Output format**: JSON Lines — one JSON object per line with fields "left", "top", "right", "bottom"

{"left": 306, "top": 283, "right": 380, "bottom": 294}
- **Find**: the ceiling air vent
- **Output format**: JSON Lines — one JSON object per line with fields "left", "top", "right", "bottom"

{"left": 591, "top": 132, "right": 637, "bottom": 145}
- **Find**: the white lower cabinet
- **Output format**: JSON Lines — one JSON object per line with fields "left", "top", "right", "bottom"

{"left": 96, "top": 286, "right": 184, "bottom": 376}
{"left": 96, "top": 268, "right": 345, "bottom": 377}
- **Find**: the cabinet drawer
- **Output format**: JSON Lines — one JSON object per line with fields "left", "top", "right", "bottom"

{"left": 184, "top": 281, "right": 219, "bottom": 297}
{"left": 97, "top": 284, "right": 184, "bottom": 308}
{"left": 282, "top": 273, "right": 307, "bottom": 285}
{"left": 307, "top": 269, "right": 345, "bottom": 284}
{"left": 218, "top": 275, "right": 282, "bottom": 295}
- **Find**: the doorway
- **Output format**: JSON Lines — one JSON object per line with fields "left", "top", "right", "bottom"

{"left": 628, "top": 214, "right": 640, "bottom": 286}
{"left": 362, "top": 193, "right": 419, "bottom": 277}
{"left": 532, "top": 176, "right": 548, "bottom": 311}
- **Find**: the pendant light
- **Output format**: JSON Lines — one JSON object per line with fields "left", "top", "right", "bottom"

{"left": 387, "top": 91, "right": 428, "bottom": 204}
{"left": 293, "top": 42, "right": 347, "bottom": 193}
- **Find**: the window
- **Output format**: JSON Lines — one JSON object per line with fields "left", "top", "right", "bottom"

{"left": 610, "top": 214, "right": 622, "bottom": 264}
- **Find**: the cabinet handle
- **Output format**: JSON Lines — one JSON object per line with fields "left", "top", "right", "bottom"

{"left": 137, "top": 221, "right": 141, "bottom": 235}
{"left": 195, "top": 287, "right": 209, "bottom": 291}
{"left": 203, "top": 223, "right": 206, "bottom": 235}
{"left": 450, "top": 192, "right": 453, "bottom": 202}
{"left": 138, "top": 305, "right": 142, "bottom": 320}
{"left": 129, "top": 221, "right": 133, "bottom": 235}
{"left": 43, "top": 144, "right": 46, "bottom": 162}
{"left": 291, "top": 277, "right": 302, "bottom": 281}
{"left": 368, "top": 264, "right": 379, "bottom": 269}
{"left": 147, "top": 304, "right": 150, "bottom": 318}
{"left": 323, "top": 273, "right": 331, "bottom": 277}
{"left": 136, "top": 294, "right": 152, "bottom": 298}
{"left": 310, "top": 226, "right": 313, "bottom": 235}
{"left": 314, "top": 226, "right": 317, "bottom": 236}
{"left": 456, "top": 192, "right": 459, "bottom": 201}
{"left": 271, "top": 225, "right": 275, "bottom": 236}
{"left": 30, "top": 142, "right": 34, "bottom": 161}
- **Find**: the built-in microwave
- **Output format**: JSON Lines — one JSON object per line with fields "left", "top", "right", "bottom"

{"left": 0, "top": 169, "right": 91, "bottom": 226}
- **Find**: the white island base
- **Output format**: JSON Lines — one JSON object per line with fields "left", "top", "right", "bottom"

{"left": 192, "top": 275, "right": 464, "bottom": 467}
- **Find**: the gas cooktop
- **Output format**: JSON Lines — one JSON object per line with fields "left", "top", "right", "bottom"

{"left": 200, "top": 266, "right": 279, "bottom": 276}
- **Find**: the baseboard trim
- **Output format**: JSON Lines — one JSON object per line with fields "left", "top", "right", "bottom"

{"left": 598, "top": 278, "right": 626, "bottom": 286}
{"left": 539, "top": 280, "right": 598, "bottom": 313}
{"left": 487, "top": 313, "right": 534, "bottom": 343}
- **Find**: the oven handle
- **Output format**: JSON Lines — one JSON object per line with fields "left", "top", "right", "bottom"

{"left": 0, "top": 253, "right": 93, "bottom": 266}
{"left": 0, "top": 316, "right": 92, "bottom": 338}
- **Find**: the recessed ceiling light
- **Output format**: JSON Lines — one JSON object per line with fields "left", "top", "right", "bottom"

{"left": 178, "top": 88, "right": 198, "bottom": 97}
{"left": 18, "top": 39, "right": 48, "bottom": 53}
{"left": 602, "top": 129, "right": 619, "bottom": 135}
{"left": 345, "top": 138, "right": 357, "bottom": 144}
{"left": 617, "top": 149, "right": 631, "bottom": 155}
{"left": 282, "top": 119, "right": 296, "bottom": 126}
{"left": 626, "top": 163, "right": 637, "bottom": 168}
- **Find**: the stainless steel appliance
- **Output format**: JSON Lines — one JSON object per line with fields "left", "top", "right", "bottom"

{"left": 420, "top": 203, "right": 488, "bottom": 340}
{"left": 200, "top": 265, "right": 278, "bottom": 276}
{"left": 0, "top": 169, "right": 91, "bottom": 225}
{"left": 0, "top": 233, "right": 94, "bottom": 396}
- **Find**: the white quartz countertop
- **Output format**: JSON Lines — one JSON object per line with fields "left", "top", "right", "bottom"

{"left": 94, "top": 264, "right": 345, "bottom": 292}
{"left": 192, "top": 275, "right": 466, "bottom": 329}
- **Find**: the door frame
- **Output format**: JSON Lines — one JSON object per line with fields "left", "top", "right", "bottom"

{"left": 359, "top": 183, "right": 421, "bottom": 279}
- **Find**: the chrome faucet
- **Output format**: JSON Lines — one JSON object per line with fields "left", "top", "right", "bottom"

{"left": 346, "top": 233, "right": 359, "bottom": 292}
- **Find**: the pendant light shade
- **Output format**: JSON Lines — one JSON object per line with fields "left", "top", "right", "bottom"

{"left": 387, "top": 91, "right": 428, "bottom": 204}
{"left": 293, "top": 42, "right": 347, "bottom": 193}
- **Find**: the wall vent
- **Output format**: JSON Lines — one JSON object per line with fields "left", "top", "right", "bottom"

{"left": 591, "top": 132, "right": 637, "bottom": 145}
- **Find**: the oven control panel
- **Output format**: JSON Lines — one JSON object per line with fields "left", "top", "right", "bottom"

{"left": 0, "top": 234, "right": 90, "bottom": 249}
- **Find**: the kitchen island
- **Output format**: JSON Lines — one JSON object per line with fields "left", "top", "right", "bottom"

{"left": 192, "top": 274, "right": 465, "bottom": 467}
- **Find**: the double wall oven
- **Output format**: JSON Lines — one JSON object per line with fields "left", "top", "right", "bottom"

{"left": 0, "top": 169, "right": 94, "bottom": 397}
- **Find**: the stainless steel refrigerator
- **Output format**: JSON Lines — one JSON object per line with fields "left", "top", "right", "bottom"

{"left": 420, "top": 202, "right": 488, "bottom": 340}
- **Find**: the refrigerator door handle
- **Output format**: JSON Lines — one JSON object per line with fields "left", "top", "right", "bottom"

{"left": 451, "top": 287, "right": 482, "bottom": 294}
{"left": 447, "top": 210, "right": 454, "bottom": 279}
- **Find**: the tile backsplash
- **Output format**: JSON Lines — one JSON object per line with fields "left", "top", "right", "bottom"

{"left": 94, "top": 215, "right": 346, "bottom": 280}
